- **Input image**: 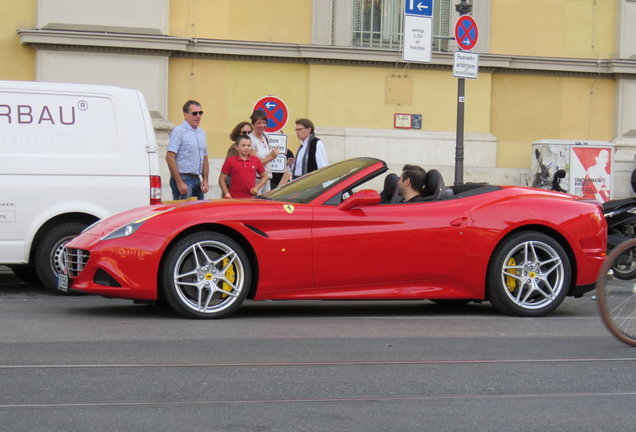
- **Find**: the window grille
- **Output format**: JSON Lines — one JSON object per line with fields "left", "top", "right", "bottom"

{"left": 351, "top": 0, "right": 452, "bottom": 51}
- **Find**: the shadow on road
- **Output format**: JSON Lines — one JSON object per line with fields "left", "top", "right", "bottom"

{"left": 2, "top": 265, "right": 595, "bottom": 320}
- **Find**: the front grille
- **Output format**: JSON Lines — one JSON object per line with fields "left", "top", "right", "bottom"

{"left": 64, "top": 248, "right": 90, "bottom": 277}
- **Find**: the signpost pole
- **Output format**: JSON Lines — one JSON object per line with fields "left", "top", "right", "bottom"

{"left": 452, "top": 11, "right": 477, "bottom": 185}
{"left": 454, "top": 78, "right": 465, "bottom": 185}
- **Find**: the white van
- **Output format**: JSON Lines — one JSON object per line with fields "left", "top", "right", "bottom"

{"left": 0, "top": 80, "right": 161, "bottom": 292}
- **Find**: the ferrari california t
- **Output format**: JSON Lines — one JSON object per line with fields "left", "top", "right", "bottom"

{"left": 61, "top": 157, "right": 607, "bottom": 319}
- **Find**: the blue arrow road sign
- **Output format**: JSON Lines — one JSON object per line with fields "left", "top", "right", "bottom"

{"left": 405, "top": 0, "right": 433, "bottom": 17}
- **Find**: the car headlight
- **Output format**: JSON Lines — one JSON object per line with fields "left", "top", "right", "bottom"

{"left": 102, "top": 221, "right": 145, "bottom": 240}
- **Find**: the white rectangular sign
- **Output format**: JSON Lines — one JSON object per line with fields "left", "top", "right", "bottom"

{"left": 267, "top": 134, "right": 288, "bottom": 173}
{"left": 453, "top": 51, "right": 479, "bottom": 79}
{"left": 403, "top": 15, "right": 432, "bottom": 63}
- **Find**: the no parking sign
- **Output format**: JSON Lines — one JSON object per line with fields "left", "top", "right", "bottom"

{"left": 454, "top": 15, "right": 478, "bottom": 51}
{"left": 252, "top": 96, "right": 289, "bottom": 133}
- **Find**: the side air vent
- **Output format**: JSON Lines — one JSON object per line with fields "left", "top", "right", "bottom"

{"left": 245, "top": 224, "right": 269, "bottom": 238}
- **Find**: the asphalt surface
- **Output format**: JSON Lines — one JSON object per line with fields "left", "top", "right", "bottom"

{"left": 0, "top": 265, "right": 634, "bottom": 431}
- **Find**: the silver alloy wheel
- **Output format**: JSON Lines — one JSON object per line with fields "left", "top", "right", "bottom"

{"left": 499, "top": 240, "right": 565, "bottom": 310}
{"left": 172, "top": 240, "right": 245, "bottom": 315}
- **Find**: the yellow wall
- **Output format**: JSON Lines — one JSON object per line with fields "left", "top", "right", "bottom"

{"left": 491, "top": 73, "right": 615, "bottom": 168}
{"left": 490, "top": 0, "right": 617, "bottom": 58}
{"left": 169, "top": 57, "right": 310, "bottom": 158}
{"left": 170, "top": 0, "right": 312, "bottom": 43}
{"left": 306, "top": 65, "right": 492, "bottom": 133}
{"left": 0, "top": 1, "right": 36, "bottom": 80}
{"left": 5, "top": 0, "right": 621, "bottom": 174}
{"left": 168, "top": 59, "right": 496, "bottom": 158}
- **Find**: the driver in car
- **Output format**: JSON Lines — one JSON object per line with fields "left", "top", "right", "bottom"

{"left": 398, "top": 164, "right": 427, "bottom": 203}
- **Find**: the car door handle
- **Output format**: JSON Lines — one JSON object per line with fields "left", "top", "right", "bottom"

{"left": 450, "top": 217, "right": 468, "bottom": 227}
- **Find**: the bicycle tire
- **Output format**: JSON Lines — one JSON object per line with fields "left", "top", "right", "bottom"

{"left": 596, "top": 238, "right": 636, "bottom": 347}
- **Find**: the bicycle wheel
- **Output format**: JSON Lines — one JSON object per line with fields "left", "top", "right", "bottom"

{"left": 596, "top": 238, "right": 636, "bottom": 347}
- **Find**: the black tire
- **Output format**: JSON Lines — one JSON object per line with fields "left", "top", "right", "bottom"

{"left": 610, "top": 246, "right": 636, "bottom": 280}
{"left": 160, "top": 231, "right": 251, "bottom": 319}
{"left": 7, "top": 264, "right": 41, "bottom": 285}
{"left": 34, "top": 222, "right": 87, "bottom": 293}
{"left": 487, "top": 231, "right": 571, "bottom": 317}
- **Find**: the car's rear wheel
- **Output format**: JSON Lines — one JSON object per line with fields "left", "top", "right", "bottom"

{"left": 487, "top": 231, "right": 571, "bottom": 317}
{"left": 160, "top": 232, "right": 251, "bottom": 319}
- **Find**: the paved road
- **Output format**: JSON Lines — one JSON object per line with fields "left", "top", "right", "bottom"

{"left": 0, "top": 266, "right": 634, "bottom": 431}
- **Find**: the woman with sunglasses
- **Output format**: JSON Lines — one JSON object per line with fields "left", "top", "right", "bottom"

{"left": 226, "top": 121, "right": 253, "bottom": 158}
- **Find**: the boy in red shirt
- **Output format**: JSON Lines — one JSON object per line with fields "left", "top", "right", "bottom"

{"left": 219, "top": 136, "right": 268, "bottom": 198}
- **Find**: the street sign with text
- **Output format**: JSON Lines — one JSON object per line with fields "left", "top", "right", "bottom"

{"left": 403, "top": 0, "right": 433, "bottom": 63}
{"left": 403, "top": 14, "right": 432, "bottom": 63}
{"left": 453, "top": 51, "right": 479, "bottom": 79}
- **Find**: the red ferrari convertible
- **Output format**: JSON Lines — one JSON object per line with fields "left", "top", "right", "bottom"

{"left": 61, "top": 158, "right": 607, "bottom": 319}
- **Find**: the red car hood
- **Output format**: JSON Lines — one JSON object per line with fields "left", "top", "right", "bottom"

{"left": 75, "top": 197, "right": 284, "bottom": 239}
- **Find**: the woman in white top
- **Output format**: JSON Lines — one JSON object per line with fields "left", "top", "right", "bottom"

{"left": 293, "top": 118, "right": 328, "bottom": 179}
{"left": 248, "top": 110, "right": 279, "bottom": 193}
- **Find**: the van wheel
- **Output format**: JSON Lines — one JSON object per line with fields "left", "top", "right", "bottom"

{"left": 34, "top": 222, "right": 87, "bottom": 293}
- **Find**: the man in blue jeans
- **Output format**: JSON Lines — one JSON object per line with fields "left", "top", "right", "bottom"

{"left": 166, "top": 100, "right": 209, "bottom": 200}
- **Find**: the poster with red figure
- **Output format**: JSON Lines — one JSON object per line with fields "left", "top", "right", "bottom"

{"left": 570, "top": 146, "right": 612, "bottom": 202}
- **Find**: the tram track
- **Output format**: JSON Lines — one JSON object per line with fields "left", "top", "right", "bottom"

{"left": 1, "top": 271, "right": 635, "bottom": 430}
{"left": 1, "top": 356, "right": 635, "bottom": 370}
{"left": 2, "top": 390, "right": 636, "bottom": 410}
{"left": 2, "top": 356, "right": 635, "bottom": 410}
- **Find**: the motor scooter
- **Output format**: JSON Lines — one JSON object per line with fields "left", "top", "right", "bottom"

{"left": 603, "top": 171, "right": 636, "bottom": 279}
{"left": 549, "top": 168, "right": 636, "bottom": 280}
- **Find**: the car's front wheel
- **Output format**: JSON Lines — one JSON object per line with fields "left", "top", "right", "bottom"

{"left": 487, "top": 231, "right": 571, "bottom": 317}
{"left": 160, "top": 232, "right": 251, "bottom": 319}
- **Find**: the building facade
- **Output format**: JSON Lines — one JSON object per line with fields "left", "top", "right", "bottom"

{"left": 3, "top": 0, "right": 636, "bottom": 197}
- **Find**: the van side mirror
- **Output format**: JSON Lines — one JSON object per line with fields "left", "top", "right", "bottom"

{"left": 337, "top": 189, "right": 381, "bottom": 211}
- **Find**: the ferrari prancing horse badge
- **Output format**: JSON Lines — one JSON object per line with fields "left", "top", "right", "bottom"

{"left": 283, "top": 204, "right": 295, "bottom": 214}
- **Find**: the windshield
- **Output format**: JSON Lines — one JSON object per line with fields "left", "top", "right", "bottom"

{"left": 264, "top": 158, "right": 382, "bottom": 204}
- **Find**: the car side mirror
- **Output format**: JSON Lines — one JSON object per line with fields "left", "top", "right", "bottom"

{"left": 337, "top": 189, "right": 381, "bottom": 211}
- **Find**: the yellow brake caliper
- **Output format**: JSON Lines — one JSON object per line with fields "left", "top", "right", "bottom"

{"left": 505, "top": 257, "right": 518, "bottom": 292}
{"left": 221, "top": 258, "right": 235, "bottom": 298}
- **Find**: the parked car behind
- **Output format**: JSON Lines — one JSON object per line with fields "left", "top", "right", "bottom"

{"left": 0, "top": 80, "right": 161, "bottom": 292}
